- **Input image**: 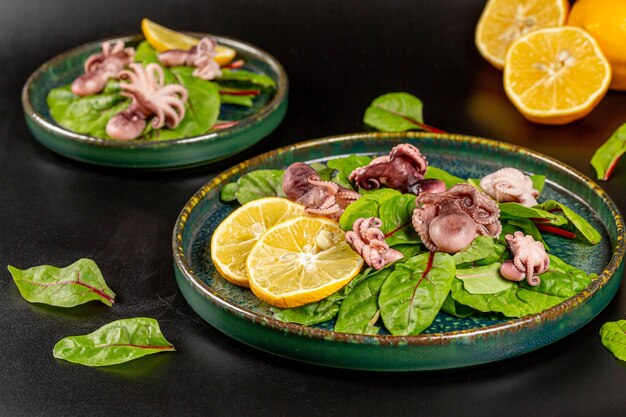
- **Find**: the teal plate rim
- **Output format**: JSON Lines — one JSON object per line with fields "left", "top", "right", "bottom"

{"left": 172, "top": 132, "right": 625, "bottom": 369}
{"left": 21, "top": 33, "right": 288, "bottom": 152}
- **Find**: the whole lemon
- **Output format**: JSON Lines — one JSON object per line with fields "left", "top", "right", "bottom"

{"left": 568, "top": 0, "right": 626, "bottom": 90}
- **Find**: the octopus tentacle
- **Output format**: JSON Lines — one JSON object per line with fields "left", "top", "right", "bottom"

{"left": 158, "top": 37, "right": 223, "bottom": 80}
{"left": 480, "top": 167, "right": 539, "bottom": 207}
{"left": 345, "top": 217, "right": 403, "bottom": 269}
{"left": 73, "top": 40, "right": 135, "bottom": 96}
{"left": 500, "top": 231, "right": 549, "bottom": 286}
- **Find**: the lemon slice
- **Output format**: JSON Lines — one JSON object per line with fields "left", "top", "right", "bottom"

{"left": 211, "top": 197, "right": 305, "bottom": 287}
{"left": 246, "top": 217, "right": 364, "bottom": 308}
{"left": 475, "top": 0, "right": 569, "bottom": 69}
{"left": 141, "top": 18, "right": 236, "bottom": 66}
{"left": 504, "top": 26, "right": 612, "bottom": 124}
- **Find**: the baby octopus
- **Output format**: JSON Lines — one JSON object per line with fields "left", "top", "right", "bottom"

{"left": 283, "top": 162, "right": 361, "bottom": 221}
{"left": 106, "top": 63, "right": 188, "bottom": 140}
{"left": 348, "top": 144, "right": 446, "bottom": 195}
{"left": 500, "top": 231, "right": 549, "bottom": 286}
{"left": 71, "top": 40, "right": 135, "bottom": 96}
{"left": 479, "top": 167, "right": 539, "bottom": 207}
{"left": 412, "top": 184, "right": 501, "bottom": 253}
{"left": 158, "top": 37, "right": 222, "bottom": 80}
{"left": 345, "top": 217, "right": 404, "bottom": 270}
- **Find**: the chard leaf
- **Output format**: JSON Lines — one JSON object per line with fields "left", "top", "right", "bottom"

{"left": 591, "top": 123, "right": 626, "bottom": 181}
{"left": 378, "top": 194, "right": 420, "bottom": 245}
{"left": 441, "top": 293, "right": 477, "bottom": 318}
{"left": 363, "top": 92, "right": 425, "bottom": 132}
{"left": 334, "top": 268, "right": 394, "bottom": 335}
{"left": 326, "top": 155, "right": 372, "bottom": 190}
{"left": 499, "top": 202, "right": 567, "bottom": 225}
{"left": 537, "top": 200, "right": 601, "bottom": 245}
{"left": 272, "top": 268, "right": 373, "bottom": 325}
{"left": 53, "top": 318, "right": 175, "bottom": 366}
{"left": 47, "top": 86, "right": 130, "bottom": 139}
{"left": 531, "top": 175, "right": 546, "bottom": 194}
{"left": 217, "top": 69, "right": 276, "bottom": 88}
{"left": 451, "top": 254, "right": 594, "bottom": 318}
{"left": 379, "top": 252, "right": 456, "bottom": 335}
{"left": 220, "top": 170, "right": 286, "bottom": 204}
{"left": 7, "top": 259, "right": 115, "bottom": 307}
{"left": 501, "top": 218, "right": 549, "bottom": 249}
{"left": 309, "top": 162, "right": 334, "bottom": 181}
{"left": 424, "top": 166, "right": 466, "bottom": 188}
{"left": 338, "top": 189, "right": 401, "bottom": 230}
{"left": 456, "top": 263, "right": 513, "bottom": 294}
{"left": 599, "top": 320, "right": 626, "bottom": 362}
{"left": 452, "top": 236, "right": 496, "bottom": 265}
{"left": 220, "top": 94, "right": 253, "bottom": 107}
{"left": 134, "top": 41, "right": 177, "bottom": 84}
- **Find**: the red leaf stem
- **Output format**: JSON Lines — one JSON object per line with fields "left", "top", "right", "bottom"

{"left": 536, "top": 224, "right": 577, "bottom": 239}
{"left": 219, "top": 89, "right": 261, "bottom": 96}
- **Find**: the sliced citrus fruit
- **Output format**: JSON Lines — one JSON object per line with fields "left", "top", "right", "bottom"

{"left": 211, "top": 197, "right": 305, "bottom": 287}
{"left": 503, "top": 26, "right": 612, "bottom": 125}
{"left": 568, "top": 0, "right": 626, "bottom": 91}
{"left": 246, "top": 217, "right": 364, "bottom": 308}
{"left": 475, "top": 0, "right": 569, "bottom": 69}
{"left": 141, "top": 18, "right": 236, "bottom": 66}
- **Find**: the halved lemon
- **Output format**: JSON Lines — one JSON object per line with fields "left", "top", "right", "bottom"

{"left": 475, "top": 0, "right": 569, "bottom": 69}
{"left": 141, "top": 18, "right": 236, "bottom": 66}
{"left": 246, "top": 217, "right": 364, "bottom": 308}
{"left": 211, "top": 197, "right": 305, "bottom": 287}
{"left": 504, "top": 26, "right": 612, "bottom": 125}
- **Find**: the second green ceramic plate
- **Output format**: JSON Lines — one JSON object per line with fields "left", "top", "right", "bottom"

{"left": 22, "top": 33, "right": 287, "bottom": 169}
{"left": 173, "top": 132, "right": 625, "bottom": 371}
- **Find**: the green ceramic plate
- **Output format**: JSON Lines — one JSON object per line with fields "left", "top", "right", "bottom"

{"left": 173, "top": 132, "right": 625, "bottom": 371}
{"left": 22, "top": 33, "right": 287, "bottom": 169}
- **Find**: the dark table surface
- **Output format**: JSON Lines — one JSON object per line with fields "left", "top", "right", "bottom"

{"left": 1, "top": 0, "right": 625, "bottom": 416}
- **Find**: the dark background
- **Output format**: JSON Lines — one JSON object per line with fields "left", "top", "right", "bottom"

{"left": 1, "top": 1, "right": 625, "bottom": 416}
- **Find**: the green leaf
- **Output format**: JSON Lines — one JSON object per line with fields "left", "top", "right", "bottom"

{"left": 452, "top": 236, "right": 496, "bottom": 265}
{"left": 363, "top": 92, "right": 425, "bottom": 132}
{"left": 326, "top": 155, "right": 373, "bottom": 190}
{"left": 53, "top": 318, "right": 175, "bottom": 366}
{"left": 7, "top": 259, "right": 115, "bottom": 307}
{"left": 150, "top": 67, "right": 220, "bottom": 140}
{"left": 499, "top": 202, "right": 567, "bottom": 225}
{"left": 379, "top": 252, "right": 456, "bottom": 335}
{"left": 377, "top": 194, "right": 420, "bottom": 245}
{"left": 220, "top": 94, "right": 253, "bottom": 107}
{"left": 440, "top": 293, "right": 477, "bottom": 318}
{"left": 47, "top": 86, "right": 130, "bottom": 139}
{"left": 424, "top": 166, "right": 466, "bottom": 188}
{"left": 530, "top": 175, "right": 546, "bottom": 194}
{"left": 134, "top": 42, "right": 177, "bottom": 84}
{"left": 450, "top": 254, "right": 594, "bottom": 318}
{"left": 272, "top": 268, "right": 374, "bottom": 326}
{"left": 220, "top": 170, "right": 286, "bottom": 204}
{"left": 338, "top": 189, "right": 401, "bottom": 230}
{"left": 591, "top": 123, "right": 626, "bottom": 181}
{"left": 537, "top": 200, "right": 601, "bottom": 245}
{"left": 334, "top": 268, "right": 394, "bottom": 335}
{"left": 217, "top": 69, "right": 276, "bottom": 88}
{"left": 501, "top": 218, "right": 549, "bottom": 249}
{"left": 599, "top": 320, "right": 626, "bottom": 362}
{"left": 456, "top": 263, "right": 513, "bottom": 294}
{"left": 309, "top": 162, "right": 334, "bottom": 181}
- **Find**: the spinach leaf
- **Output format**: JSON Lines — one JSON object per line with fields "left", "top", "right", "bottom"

{"left": 456, "top": 263, "right": 513, "bottom": 294}
{"left": 47, "top": 86, "right": 130, "bottom": 139}
{"left": 272, "top": 268, "right": 374, "bottom": 325}
{"left": 7, "top": 259, "right": 115, "bottom": 307}
{"left": 599, "top": 320, "right": 626, "bottom": 362}
{"left": 217, "top": 69, "right": 276, "bottom": 88}
{"left": 451, "top": 254, "right": 594, "bottom": 318}
{"left": 499, "top": 202, "right": 567, "bottom": 225}
{"left": 537, "top": 200, "right": 601, "bottom": 245}
{"left": 363, "top": 92, "right": 425, "bottom": 132}
{"left": 591, "top": 123, "right": 626, "bottom": 181}
{"left": 441, "top": 293, "right": 477, "bottom": 318}
{"left": 338, "top": 189, "right": 401, "bottom": 230}
{"left": 53, "top": 318, "right": 175, "bottom": 366}
{"left": 326, "top": 155, "right": 372, "bottom": 190}
{"left": 379, "top": 252, "right": 456, "bottom": 335}
{"left": 334, "top": 268, "right": 394, "bottom": 335}
{"left": 452, "top": 236, "right": 496, "bottom": 265}
{"left": 220, "top": 169, "right": 286, "bottom": 204}
{"left": 149, "top": 67, "right": 220, "bottom": 140}
{"left": 424, "top": 166, "right": 466, "bottom": 188}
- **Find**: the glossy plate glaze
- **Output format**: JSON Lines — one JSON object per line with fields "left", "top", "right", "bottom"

{"left": 173, "top": 133, "right": 625, "bottom": 371}
{"left": 22, "top": 33, "right": 287, "bottom": 169}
